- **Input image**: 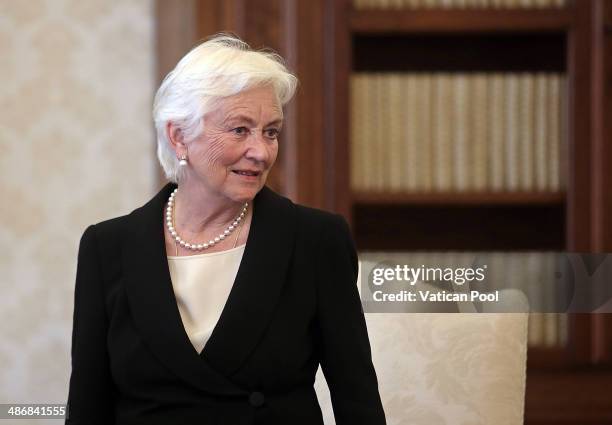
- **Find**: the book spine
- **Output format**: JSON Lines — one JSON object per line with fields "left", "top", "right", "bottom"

{"left": 364, "top": 75, "right": 375, "bottom": 190}
{"left": 388, "top": 73, "right": 403, "bottom": 191}
{"left": 452, "top": 75, "right": 469, "bottom": 191}
{"left": 548, "top": 74, "right": 560, "bottom": 192}
{"left": 519, "top": 73, "right": 534, "bottom": 191}
{"left": 380, "top": 73, "right": 392, "bottom": 190}
{"left": 472, "top": 73, "right": 488, "bottom": 191}
{"left": 404, "top": 74, "right": 419, "bottom": 191}
{"left": 433, "top": 73, "right": 453, "bottom": 192}
{"left": 421, "top": 74, "right": 434, "bottom": 191}
{"left": 504, "top": 74, "right": 520, "bottom": 191}
{"left": 558, "top": 74, "right": 568, "bottom": 190}
{"left": 558, "top": 313, "right": 568, "bottom": 347}
{"left": 488, "top": 74, "right": 505, "bottom": 191}
{"left": 534, "top": 73, "right": 548, "bottom": 191}
{"left": 350, "top": 74, "right": 361, "bottom": 191}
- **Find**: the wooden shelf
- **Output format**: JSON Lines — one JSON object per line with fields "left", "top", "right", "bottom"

{"left": 353, "top": 32, "right": 566, "bottom": 72}
{"left": 352, "top": 191, "right": 566, "bottom": 206}
{"left": 527, "top": 346, "right": 573, "bottom": 370}
{"left": 525, "top": 368, "right": 612, "bottom": 424}
{"left": 350, "top": 8, "right": 573, "bottom": 34}
{"left": 353, "top": 201, "right": 565, "bottom": 251}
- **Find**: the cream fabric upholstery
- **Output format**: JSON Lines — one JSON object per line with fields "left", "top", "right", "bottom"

{"left": 315, "top": 304, "right": 528, "bottom": 425}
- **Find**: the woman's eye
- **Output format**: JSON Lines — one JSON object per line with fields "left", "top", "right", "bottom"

{"left": 231, "top": 127, "right": 248, "bottom": 135}
{"left": 265, "top": 128, "right": 280, "bottom": 139}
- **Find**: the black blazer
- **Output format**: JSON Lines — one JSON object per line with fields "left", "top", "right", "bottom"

{"left": 66, "top": 182, "right": 386, "bottom": 425}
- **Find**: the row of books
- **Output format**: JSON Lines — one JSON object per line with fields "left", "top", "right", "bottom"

{"left": 353, "top": 0, "right": 566, "bottom": 9}
{"left": 350, "top": 72, "right": 567, "bottom": 193}
{"left": 528, "top": 313, "right": 567, "bottom": 348}
{"left": 360, "top": 251, "right": 567, "bottom": 348}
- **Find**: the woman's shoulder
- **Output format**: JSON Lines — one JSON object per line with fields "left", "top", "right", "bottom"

{"left": 260, "top": 185, "right": 348, "bottom": 231}
{"left": 80, "top": 214, "right": 132, "bottom": 264}
{"left": 87, "top": 213, "right": 131, "bottom": 239}
{"left": 292, "top": 203, "right": 351, "bottom": 247}
{"left": 260, "top": 185, "right": 348, "bottom": 233}
{"left": 292, "top": 202, "right": 357, "bottom": 272}
{"left": 294, "top": 203, "right": 345, "bottom": 227}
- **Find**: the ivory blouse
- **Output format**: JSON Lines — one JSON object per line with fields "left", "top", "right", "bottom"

{"left": 167, "top": 244, "right": 246, "bottom": 353}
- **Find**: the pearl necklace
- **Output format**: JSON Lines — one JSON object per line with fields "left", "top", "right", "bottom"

{"left": 165, "top": 188, "right": 248, "bottom": 251}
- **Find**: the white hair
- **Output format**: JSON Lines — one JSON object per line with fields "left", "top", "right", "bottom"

{"left": 153, "top": 33, "right": 298, "bottom": 183}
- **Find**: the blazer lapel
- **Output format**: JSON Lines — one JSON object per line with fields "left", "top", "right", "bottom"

{"left": 124, "top": 182, "right": 244, "bottom": 396}
{"left": 201, "top": 185, "right": 297, "bottom": 377}
{"left": 123, "top": 182, "right": 297, "bottom": 393}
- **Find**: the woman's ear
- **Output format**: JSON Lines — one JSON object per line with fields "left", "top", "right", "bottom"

{"left": 166, "top": 122, "right": 187, "bottom": 157}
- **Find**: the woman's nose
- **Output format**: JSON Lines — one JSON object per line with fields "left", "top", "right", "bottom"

{"left": 244, "top": 131, "right": 270, "bottom": 162}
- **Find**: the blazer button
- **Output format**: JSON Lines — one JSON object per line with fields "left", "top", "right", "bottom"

{"left": 249, "top": 391, "right": 265, "bottom": 407}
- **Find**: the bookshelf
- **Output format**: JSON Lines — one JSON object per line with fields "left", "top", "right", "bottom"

{"left": 352, "top": 191, "right": 565, "bottom": 204}
{"left": 324, "top": 0, "right": 610, "bottom": 253}
{"left": 350, "top": 8, "right": 572, "bottom": 33}
{"left": 324, "top": 0, "right": 612, "bottom": 423}
{"left": 337, "top": 8, "right": 570, "bottom": 251}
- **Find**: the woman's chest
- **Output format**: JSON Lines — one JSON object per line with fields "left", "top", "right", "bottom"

{"left": 102, "top": 258, "right": 320, "bottom": 390}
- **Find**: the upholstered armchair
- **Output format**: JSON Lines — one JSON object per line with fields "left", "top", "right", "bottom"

{"left": 315, "top": 261, "right": 529, "bottom": 425}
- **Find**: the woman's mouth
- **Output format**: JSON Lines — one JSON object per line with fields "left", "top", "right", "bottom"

{"left": 232, "top": 169, "right": 261, "bottom": 180}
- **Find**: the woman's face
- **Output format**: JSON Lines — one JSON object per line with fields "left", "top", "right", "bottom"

{"left": 184, "top": 84, "right": 282, "bottom": 203}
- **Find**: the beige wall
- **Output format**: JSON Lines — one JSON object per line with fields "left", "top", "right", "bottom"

{"left": 0, "top": 0, "right": 156, "bottom": 421}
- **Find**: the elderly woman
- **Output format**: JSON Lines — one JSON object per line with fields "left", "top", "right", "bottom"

{"left": 66, "top": 34, "right": 386, "bottom": 425}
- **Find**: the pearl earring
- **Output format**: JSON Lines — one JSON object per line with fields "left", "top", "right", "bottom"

{"left": 178, "top": 155, "right": 187, "bottom": 166}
